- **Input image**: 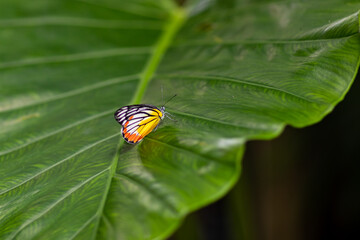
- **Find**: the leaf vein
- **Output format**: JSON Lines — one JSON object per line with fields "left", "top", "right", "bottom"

{"left": 9, "top": 166, "right": 111, "bottom": 239}
{"left": 69, "top": 213, "right": 98, "bottom": 240}
{"left": 76, "top": 0, "right": 166, "bottom": 19}
{"left": 0, "top": 17, "right": 163, "bottom": 29}
{"left": 145, "top": 136, "right": 234, "bottom": 167}
{"left": 0, "top": 48, "right": 151, "bottom": 69}
{"left": 0, "top": 74, "right": 139, "bottom": 113}
{"left": 98, "top": 214, "right": 115, "bottom": 239}
{"left": 114, "top": 172, "right": 179, "bottom": 215}
{"left": 160, "top": 74, "right": 315, "bottom": 103}
{"left": 168, "top": 109, "right": 281, "bottom": 132}
{"left": 171, "top": 34, "right": 357, "bottom": 48}
{"left": 0, "top": 133, "right": 119, "bottom": 196}
{"left": 0, "top": 109, "right": 116, "bottom": 157}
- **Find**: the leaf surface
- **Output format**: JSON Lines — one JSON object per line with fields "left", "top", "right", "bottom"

{"left": 0, "top": 0, "right": 359, "bottom": 239}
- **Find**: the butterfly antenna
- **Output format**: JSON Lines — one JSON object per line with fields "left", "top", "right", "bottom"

{"left": 162, "top": 94, "right": 177, "bottom": 108}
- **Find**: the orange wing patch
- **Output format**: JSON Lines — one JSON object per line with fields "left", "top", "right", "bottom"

{"left": 121, "top": 114, "right": 161, "bottom": 144}
{"left": 114, "top": 105, "right": 165, "bottom": 144}
{"left": 114, "top": 96, "right": 176, "bottom": 144}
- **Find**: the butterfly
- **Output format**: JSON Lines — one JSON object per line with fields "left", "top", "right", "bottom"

{"left": 114, "top": 95, "right": 176, "bottom": 144}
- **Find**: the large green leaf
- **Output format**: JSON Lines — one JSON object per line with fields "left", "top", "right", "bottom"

{"left": 0, "top": 0, "right": 359, "bottom": 239}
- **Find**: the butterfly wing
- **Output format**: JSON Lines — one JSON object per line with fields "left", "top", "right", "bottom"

{"left": 114, "top": 105, "right": 163, "bottom": 144}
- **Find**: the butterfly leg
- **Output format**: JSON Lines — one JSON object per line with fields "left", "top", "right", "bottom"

{"left": 165, "top": 112, "right": 177, "bottom": 122}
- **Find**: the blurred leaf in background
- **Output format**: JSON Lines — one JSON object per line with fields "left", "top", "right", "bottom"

{"left": 0, "top": 0, "right": 359, "bottom": 239}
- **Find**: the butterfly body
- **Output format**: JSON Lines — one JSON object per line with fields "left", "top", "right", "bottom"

{"left": 114, "top": 104, "right": 165, "bottom": 144}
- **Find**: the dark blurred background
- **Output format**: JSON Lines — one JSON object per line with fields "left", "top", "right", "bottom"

{"left": 170, "top": 74, "right": 360, "bottom": 240}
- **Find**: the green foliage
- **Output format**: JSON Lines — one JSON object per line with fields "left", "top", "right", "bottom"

{"left": 0, "top": 0, "right": 359, "bottom": 239}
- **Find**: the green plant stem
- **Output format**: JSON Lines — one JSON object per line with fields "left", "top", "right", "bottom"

{"left": 131, "top": 7, "right": 186, "bottom": 104}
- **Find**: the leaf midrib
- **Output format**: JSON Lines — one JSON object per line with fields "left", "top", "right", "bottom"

{"left": 91, "top": 7, "right": 186, "bottom": 239}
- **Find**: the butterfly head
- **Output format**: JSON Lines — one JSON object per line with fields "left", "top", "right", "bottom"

{"left": 160, "top": 106, "right": 165, "bottom": 119}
